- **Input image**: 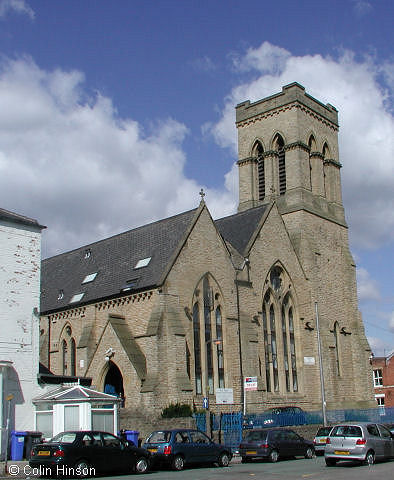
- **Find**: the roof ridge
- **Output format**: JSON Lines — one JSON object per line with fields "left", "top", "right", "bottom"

{"left": 43, "top": 207, "right": 198, "bottom": 261}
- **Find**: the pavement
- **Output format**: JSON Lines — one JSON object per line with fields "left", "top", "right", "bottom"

{"left": 0, "top": 461, "right": 29, "bottom": 479}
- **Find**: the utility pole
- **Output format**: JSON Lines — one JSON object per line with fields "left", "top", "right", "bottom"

{"left": 315, "top": 302, "right": 327, "bottom": 426}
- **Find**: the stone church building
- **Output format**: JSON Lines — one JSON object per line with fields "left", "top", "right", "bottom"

{"left": 39, "top": 83, "right": 375, "bottom": 420}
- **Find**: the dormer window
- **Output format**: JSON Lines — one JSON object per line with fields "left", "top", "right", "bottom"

{"left": 70, "top": 293, "right": 85, "bottom": 304}
{"left": 134, "top": 257, "right": 151, "bottom": 269}
{"left": 84, "top": 249, "right": 91, "bottom": 259}
{"left": 57, "top": 290, "right": 64, "bottom": 300}
{"left": 82, "top": 272, "right": 98, "bottom": 284}
{"left": 121, "top": 278, "right": 140, "bottom": 292}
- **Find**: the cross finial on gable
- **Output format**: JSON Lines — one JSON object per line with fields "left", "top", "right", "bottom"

{"left": 199, "top": 188, "right": 206, "bottom": 204}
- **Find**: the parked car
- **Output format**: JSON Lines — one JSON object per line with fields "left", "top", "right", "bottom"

{"left": 29, "top": 430, "right": 150, "bottom": 476}
{"left": 261, "top": 406, "right": 307, "bottom": 427}
{"left": 324, "top": 422, "right": 394, "bottom": 466}
{"left": 313, "top": 426, "right": 332, "bottom": 455}
{"left": 239, "top": 428, "right": 315, "bottom": 463}
{"left": 142, "top": 428, "right": 232, "bottom": 470}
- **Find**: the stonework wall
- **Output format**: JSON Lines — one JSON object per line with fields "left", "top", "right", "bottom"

{"left": 39, "top": 85, "right": 375, "bottom": 425}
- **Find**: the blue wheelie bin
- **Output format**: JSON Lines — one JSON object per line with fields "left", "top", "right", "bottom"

{"left": 11, "top": 431, "right": 27, "bottom": 461}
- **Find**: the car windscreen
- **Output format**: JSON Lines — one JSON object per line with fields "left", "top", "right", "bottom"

{"left": 330, "top": 426, "right": 362, "bottom": 437}
{"left": 146, "top": 431, "right": 172, "bottom": 443}
{"left": 50, "top": 432, "right": 77, "bottom": 443}
{"left": 243, "top": 431, "right": 267, "bottom": 442}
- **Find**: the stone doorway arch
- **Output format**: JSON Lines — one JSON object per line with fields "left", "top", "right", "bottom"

{"left": 104, "top": 361, "right": 125, "bottom": 406}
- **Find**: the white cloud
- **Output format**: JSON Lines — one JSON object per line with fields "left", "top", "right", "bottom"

{"left": 352, "top": 1, "right": 373, "bottom": 17}
{"left": 0, "top": 0, "right": 34, "bottom": 19}
{"left": 357, "top": 267, "right": 381, "bottom": 302}
{"left": 0, "top": 56, "right": 234, "bottom": 257}
{"left": 368, "top": 336, "right": 393, "bottom": 357}
{"left": 210, "top": 42, "right": 394, "bottom": 250}
{"left": 390, "top": 311, "right": 394, "bottom": 331}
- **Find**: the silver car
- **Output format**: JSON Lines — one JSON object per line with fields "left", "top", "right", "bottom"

{"left": 325, "top": 422, "right": 394, "bottom": 466}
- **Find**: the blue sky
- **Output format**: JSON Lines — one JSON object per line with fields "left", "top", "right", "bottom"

{"left": 0, "top": 0, "right": 393, "bottom": 356}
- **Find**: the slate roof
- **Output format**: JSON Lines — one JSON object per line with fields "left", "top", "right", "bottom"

{"left": 0, "top": 207, "right": 46, "bottom": 230}
{"left": 215, "top": 205, "right": 268, "bottom": 254}
{"left": 41, "top": 204, "right": 268, "bottom": 314}
{"left": 41, "top": 208, "right": 198, "bottom": 313}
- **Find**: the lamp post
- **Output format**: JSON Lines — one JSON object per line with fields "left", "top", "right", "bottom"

{"left": 315, "top": 302, "right": 327, "bottom": 426}
{"left": 204, "top": 339, "right": 221, "bottom": 438}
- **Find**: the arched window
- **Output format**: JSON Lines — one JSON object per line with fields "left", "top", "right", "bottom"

{"left": 216, "top": 307, "right": 225, "bottom": 388}
{"left": 274, "top": 135, "right": 286, "bottom": 195}
{"left": 192, "top": 274, "right": 225, "bottom": 395}
{"left": 270, "top": 305, "right": 279, "bottom": 391}
{"left": 252, "top": 141, "right": 265, "bottom": 200}
{"left": 322, "top": 142, "right": 330, "bottom": 159}
{"left": 262, "top": 266, "right": 299, "bottom": 393}
{"left": 282, "top": 304, "right": 290, "bottom": 392}
{"left": 70, "top": 338, "right": 76, "bottom": 376}
{"left": 289, "top": 307, "right": 298, "bottom": 391}
{"left": 193, "top": 302, "right": 202, "bottom": 394}
{"left": 262, "top": 296, "right": 271, "bottom": 392}
{"left": 62, "top": 339, "right": 68, "bottom": 375}
{"left": 308, "top": 135, "right": 317, "bottom": 190}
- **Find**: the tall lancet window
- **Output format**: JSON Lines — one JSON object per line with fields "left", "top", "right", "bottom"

{"left": 253, "top": 141, "right": 265, "bottom": 200}
{"left": 274, "top": 135, "right": 286, "bottom": 195}
{"left": 193, "top": 302, "right": 202, "bottom": 394}
{"left": 192, "top": 274, "right": 226, "bottom": 396}
{"left": 62, "top": 339, "right": 68, "bottom": 375}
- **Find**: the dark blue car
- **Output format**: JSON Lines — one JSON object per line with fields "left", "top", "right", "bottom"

{"left": 143, "top": 428, "right": 232, "bottom": 470}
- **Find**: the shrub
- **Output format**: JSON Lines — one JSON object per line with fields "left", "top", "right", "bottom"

{"left": 161, "top": 403, "right": 193, "bottom": 418}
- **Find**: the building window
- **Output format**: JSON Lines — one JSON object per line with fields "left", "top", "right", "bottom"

{"left": 186, "top": 343, "right": 191, "bottom": 379}
{"left": 193, "top": 303, "right": 202, "bottom": 394}
{"left": 253, "top": 141, "right": 265, "bottom": 200}
{"left": 203, "top": 276, "right": 214, "bottom": 394}
{"left": 262, "top": 266, "right": 298, "bottom": 393}
{"left": 274, "top": 135, "right": 286, "bottom": 195}
{"left": 282, "top": 305, "right": 290, "bottom": 392}
{"left": 373, "top": 369, "right": 383, "bottom": 387}
{"left": 192, "top": 274, "right": 225, "bottom": 396}
{"left": 62, "top": 339, "right": 68, "bottom": 375}
{"left": 70, "top": 338, "right": 76, "bottom": 376}
{"left": 262, "top": 298, "right": 271, "bottom": 392}
{"left": 216, "top": 307, "right": 225, "bottom": 388}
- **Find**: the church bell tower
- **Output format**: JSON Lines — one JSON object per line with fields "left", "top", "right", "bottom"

{"left": 235, "top": 83, "right": 374, "bottom": 408}
{"left": 236, "top": 82, "right": 345, "bottom": 227}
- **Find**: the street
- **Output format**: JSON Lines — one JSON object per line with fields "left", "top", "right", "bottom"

{"left": 103, "top": 456, "right": 394, "bottom": 480}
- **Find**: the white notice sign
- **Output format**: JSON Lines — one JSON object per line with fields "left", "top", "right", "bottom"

{"left": 304, "top": 356, "right": 316, "bottom": 365}
{"left": 244, "top": 376, "right": 258, "bottom": 391}
{"left": 216, "top": 388, "right": 234, "bottom": 404}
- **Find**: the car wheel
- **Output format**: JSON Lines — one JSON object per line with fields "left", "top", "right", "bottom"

{"left": 134, "top": 456, "right": 149, "bottom": 474}
{"left": 269, "top": 450, "right": 279, "bottom": 463}
{"left": 172, "top": 454, "right": 185, "bottom": 471}
{"left": 218, "top": 452, "right": 230, "bottom": 467}
{"left": 364, "top": 450, "right": 375, "bottom": 466}
{"left": 325, "top": 458, "right": 337, "bottom": 467}
{"left": 305, "top": 447, "right": 314, "bottom": 459}
{"left": 74, "top": 460, "right": 91, "bottom": 477}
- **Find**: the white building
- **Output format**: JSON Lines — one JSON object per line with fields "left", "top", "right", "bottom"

{"left": 0, "top": 208, "right": 45, "bottom": 459}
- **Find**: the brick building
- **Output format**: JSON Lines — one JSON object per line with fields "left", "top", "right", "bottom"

{"left": 39, "top": 83, "right": 375, "bottom": 425}
{"left": 372, "top": 352, "right": 394, "bottom": 408}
